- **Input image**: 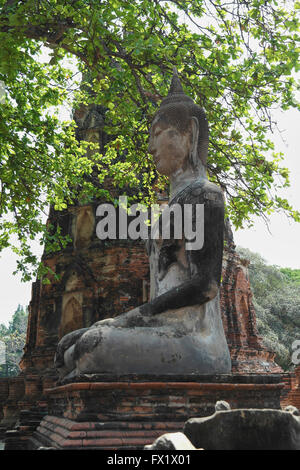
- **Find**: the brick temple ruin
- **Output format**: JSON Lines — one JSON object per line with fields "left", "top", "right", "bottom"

{"left": 0, "top": 104, "right": 299, "bottom": 449}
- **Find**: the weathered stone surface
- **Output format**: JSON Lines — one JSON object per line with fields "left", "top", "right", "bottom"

{"left": 144, "top": 432, "right": 196, "bottom": 450}
{"left": 184, "top": 408, "right": 300, "bottom": 450}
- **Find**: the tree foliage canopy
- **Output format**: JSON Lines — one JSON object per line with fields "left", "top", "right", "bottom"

{"left": 0, "top": 0, "right": 299, "bottom": 279}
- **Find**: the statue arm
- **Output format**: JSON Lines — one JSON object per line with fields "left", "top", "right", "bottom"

{"left": 140, "top": 275, "right": 218, "bottom": 316}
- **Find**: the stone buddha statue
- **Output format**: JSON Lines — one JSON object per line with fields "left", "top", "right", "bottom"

{"left": 55, "top": 70, "right": 231, "bottom": 379}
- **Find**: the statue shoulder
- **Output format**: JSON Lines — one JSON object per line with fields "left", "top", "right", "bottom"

{"left": 174, "top": 179, "right": 223, "bottom": 205}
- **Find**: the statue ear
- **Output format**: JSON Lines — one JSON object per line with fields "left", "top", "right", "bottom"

{"left": 190, "top": 116, "right": 199, "bottom": 168}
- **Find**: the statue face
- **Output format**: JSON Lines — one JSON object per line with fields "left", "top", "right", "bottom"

{"left": 148, "top": 119, "right": 191, "bottom": 177}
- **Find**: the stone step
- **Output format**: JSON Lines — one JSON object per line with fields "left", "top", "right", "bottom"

{"left": 31, "top": 416, "right": 184, "bottom": 450}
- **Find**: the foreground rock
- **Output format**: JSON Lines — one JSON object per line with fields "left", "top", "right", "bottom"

{"left": 184, "top": 408, "right": 300, "bottom": 450}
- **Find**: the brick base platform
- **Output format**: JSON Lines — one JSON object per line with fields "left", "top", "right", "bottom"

{"left": 28, "top": 374, "right": 284, "bottom": 450}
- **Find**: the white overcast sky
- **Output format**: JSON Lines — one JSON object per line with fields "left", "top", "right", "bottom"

{"left": 233, "top": 105, "right": 300, "bottom": 265}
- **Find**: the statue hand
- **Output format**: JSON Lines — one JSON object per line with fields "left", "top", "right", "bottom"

{"left": 92, "top": 307, "right": 142, "bottom": 329}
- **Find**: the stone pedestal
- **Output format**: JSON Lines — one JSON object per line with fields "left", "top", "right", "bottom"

{"left": 29, "top": 374, "right": 284, "bottom": 450}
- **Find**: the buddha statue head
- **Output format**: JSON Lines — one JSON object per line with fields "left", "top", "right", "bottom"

{"left": 148, "top": 69, "right": 209, "bottom": 178}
